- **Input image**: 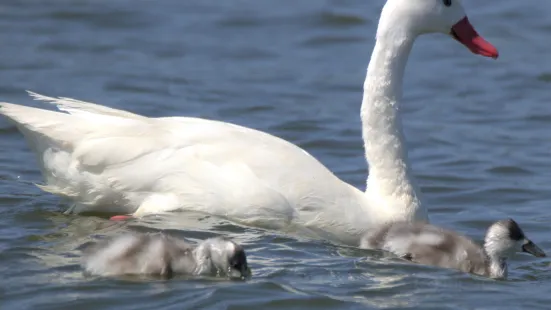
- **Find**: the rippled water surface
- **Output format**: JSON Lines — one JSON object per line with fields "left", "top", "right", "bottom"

{"left": 1, "top": 0, "right": 551, "bottom": 309}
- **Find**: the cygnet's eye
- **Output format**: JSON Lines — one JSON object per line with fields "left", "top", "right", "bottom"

{"left": 442, "top": 0, "right": 452, "bottom": 7}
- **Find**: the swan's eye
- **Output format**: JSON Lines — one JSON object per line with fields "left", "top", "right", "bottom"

{"left": 442, "top": 0, "right": 452, "bottom": 7}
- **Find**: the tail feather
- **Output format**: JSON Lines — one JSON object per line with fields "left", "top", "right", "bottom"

{"left": 27, "top": 91, "right": 147, "bottom": 120}
{"left": 0, "top": 93, "right": 170, "bottom": 211}
{"left": 35, "top": 183, "right": 79, "bottom": 197}
{"left": 0, "top": 103, "right": 81, "bottom": 193}
{"left": 0, "top": 100, "right": 146, "bottom": 148}
{"left": 0, "top": 102, "right": 80, "bottom": 149}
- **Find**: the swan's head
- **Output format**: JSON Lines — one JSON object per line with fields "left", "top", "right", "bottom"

{"left": 378, "top": 0, "right": 498, "bottom": 58}
{"left": 201, "top": 237, "right": 251, "bottom": 279}
{"left": 484, "top": 219, "right": 546, "bottom": 260}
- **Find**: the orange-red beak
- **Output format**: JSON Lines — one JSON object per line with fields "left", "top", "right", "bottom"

{"left": 450, "top": 17, "right": 498, "bottom": 59}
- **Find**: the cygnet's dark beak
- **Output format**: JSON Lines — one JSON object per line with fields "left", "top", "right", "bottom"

{"left": 239, "top": 265, "right": 252, "bottom": 279}
{"left": 522, "top": 240, "right": 546, "bottom": 258}
{"left": 228, "top": 249, "right": 251, "bottom": 279}
{"left": 228, "top": 263, "right": 251, "bottom": 279}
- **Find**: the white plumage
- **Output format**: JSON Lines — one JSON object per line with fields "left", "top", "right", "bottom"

{"left": 1, "top": 92, "right": 369, "bottom": 243}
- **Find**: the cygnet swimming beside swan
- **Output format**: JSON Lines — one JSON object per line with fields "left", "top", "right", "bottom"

{"left": 360, "top": 219, "right": 545, "bottom": 279}
{"left": 82, "top": 233, "right": 250, "bottom": 279}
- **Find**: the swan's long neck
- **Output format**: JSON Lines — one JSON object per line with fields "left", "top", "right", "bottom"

{"left": 361, "top": 32, "right": 427, "bottom": 223}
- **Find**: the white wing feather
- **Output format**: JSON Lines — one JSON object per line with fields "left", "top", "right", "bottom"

{"left": 0, "top": 92, "right": 369, "bottom": 240}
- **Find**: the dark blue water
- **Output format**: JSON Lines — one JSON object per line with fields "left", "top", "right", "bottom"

{"left": 1, "top": 0, "right": 551, "bottom": 309}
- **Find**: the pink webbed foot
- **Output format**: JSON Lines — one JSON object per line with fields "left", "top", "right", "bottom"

{"left": 109, "top": 215, "right": 134, "bottom": 221}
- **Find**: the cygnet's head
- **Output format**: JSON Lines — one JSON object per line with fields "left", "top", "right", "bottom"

{"left": 378, "top": 0, "right": 498, "bottom": 58}
{"left": 484, "top": 219, "right": 546, "bottom": 260}
{"left": 198, "top": 237, "right": 251, "bottom": 279}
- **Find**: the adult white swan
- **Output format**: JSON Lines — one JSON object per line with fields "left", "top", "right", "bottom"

{"left": 0, "top": 0, "right": 497, "bottom": 245}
